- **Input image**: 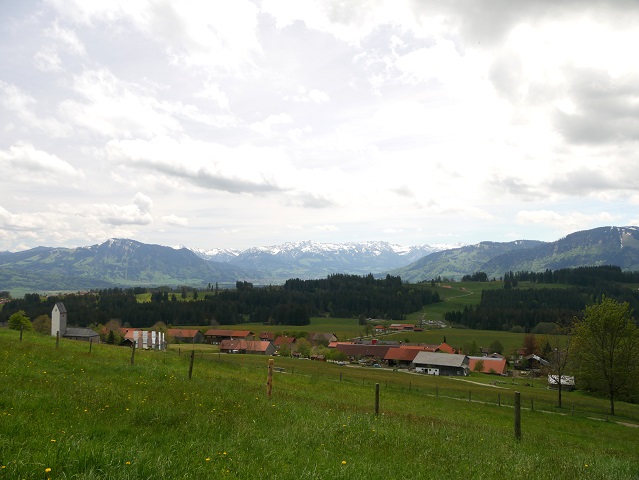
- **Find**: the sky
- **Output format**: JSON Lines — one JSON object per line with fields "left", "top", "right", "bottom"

{"left": 1, "top": 0, "right": 639, "bottom": 252}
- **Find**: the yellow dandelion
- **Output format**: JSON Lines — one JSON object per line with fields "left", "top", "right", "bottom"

{"left": 45, "top": 467, "right": 52, "bottom": 473}
{"left": 125, "top": 461, "right": 131, "bottom": 465}
{"left": 341, "top": 460, "right": 347, "bottom": 465}
{"left": 205, "top": 457, "right": 210, "bottom": 462}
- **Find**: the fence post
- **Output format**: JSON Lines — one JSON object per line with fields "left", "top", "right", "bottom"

{"left": 267, "top": 358, "right": 274, "bottom": 399}
{"left": 56, "top": 331, "right": 60, "bottom": 348}
{"left": 20, "top": 325, "right": 23, "bottom": 342}
{"left": 89, "top": 338, "right": 92, "bottom": 355}
{"left": 514, "top": 391, "right": 522, "bottom": 440}
{"left": 436, "top": 385, "right": 438, "bottom": 397}
{"left": 530, "top": 398, "right": 534, "bottom": 411}
{"left": 468, "top": 390, "right": 471, "bottom": 402}
{"left": 498, "top": 393, "right": 501, "bottom": 406}
{"left": 375, "top": 383, "right": 380, "bottom": 416}
{"left": 130, "top": 342, "right": 136, "bottom": 365}
{"left": 188, "top": 350, "right": 195, "bottom": 379}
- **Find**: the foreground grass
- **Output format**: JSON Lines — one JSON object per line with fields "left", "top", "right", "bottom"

{"left": 1, "top": 330, "right": 638, "bottom": 479}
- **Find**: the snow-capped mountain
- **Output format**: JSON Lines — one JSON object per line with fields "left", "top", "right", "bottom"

{"left": 187, "top": 240, "right": 465, "bottom": 282}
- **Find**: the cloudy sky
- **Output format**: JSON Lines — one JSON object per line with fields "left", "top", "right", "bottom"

{"left": 1, "top": 0, "right": 638, "bottom": 252}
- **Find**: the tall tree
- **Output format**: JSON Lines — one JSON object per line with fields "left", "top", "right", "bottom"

{"left": 547, "top": 324, "right": 573, "bottom": 408}
{"left": 572, "top": 296, "right": 639, "bottom": 415}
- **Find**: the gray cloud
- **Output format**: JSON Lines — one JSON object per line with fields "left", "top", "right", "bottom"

{"left": 554, "top": 68, "right": 639, "bottom": 144}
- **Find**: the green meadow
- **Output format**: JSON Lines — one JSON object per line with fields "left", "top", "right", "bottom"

{"left": 1, "top": 329, "right": 638, "bottom": 479}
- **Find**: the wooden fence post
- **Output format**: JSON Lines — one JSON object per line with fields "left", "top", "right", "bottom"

{"left": 89, "top": 338, "right": 92, "bottom": 355}
{"left": 267, "top": 358, "right": 274, "bottom": 399}
{"left": 514, "top": 391, "right": 522, "bottom": 440}
{"left": 188, "top": 350, "right": 195, "bottom": 379}
{"left": 20, "top": 325, "right": 23, "bottom": 342}
{"left": 498, "top": 393, "right": 501, "bottom": 406}
{"left": 375, "top": 383, "right": 380, "bottom": 416}
{"left": 130, "top": 342, "right": 136, "bottom": 365}
{"left": 56, "top": 331, "right": 60, "bottom": 348}
{"left": 530, "top": 398, "right": 534, "bottom": 411}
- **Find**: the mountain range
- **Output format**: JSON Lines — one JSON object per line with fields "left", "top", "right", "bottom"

{"left": 1, "top": 226, "right": 639, "bottom": 293}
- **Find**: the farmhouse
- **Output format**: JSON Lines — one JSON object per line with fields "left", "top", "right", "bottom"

{"left": 468, "top": 356, "right": 508, "bottom": 375}
{"left": 167, "top": 328, "right": 204, "bottom": 344}
{"left": 273, "top": 336, "right": 296, "bottom": 349}
{"left": 335, "top": 344, "right": 392, "bottom": 363}
{"left": 384, "top": 347, "right": 424, "bottom": 368}
{"left": 204, "top": 329, "right": 253, "bottom": 344}
{"left": 220, "top": 339, "right": 275, "bottom": 355}
{"left": 51, "top": 302, "right": 99, "bottom": 342}
{"left": 412, "top": 351, "right": 469, "bottom": 376}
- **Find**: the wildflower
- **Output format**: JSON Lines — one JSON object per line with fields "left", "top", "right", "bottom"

{"left": 126, "top": 461, "right": 131, "bottom": 465}
{"left": 51, "top": 439, "right": 56, "bottom": 442}
{"left": 341, "top": 460, "right": 347, "bottom": 465}
{"left": 205, "top": 457, "right": 210, "bottom": 462}
{"left": 45, "top": 468, "right": 52, "bottom": 473}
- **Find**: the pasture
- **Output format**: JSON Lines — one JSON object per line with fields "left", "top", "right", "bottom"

{"left": 1, "top": 329, "right": 638, "bottom": 479}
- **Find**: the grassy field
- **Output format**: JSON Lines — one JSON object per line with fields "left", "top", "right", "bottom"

{"left": 1, "top": 329, "right": 638, "bottom": 479}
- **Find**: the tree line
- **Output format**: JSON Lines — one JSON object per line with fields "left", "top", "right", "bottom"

{"left": 445, "top": 266, "right": 639, "bottom": 332}
{"left": 0, "top": 274, "right": 440, "bottom": 328}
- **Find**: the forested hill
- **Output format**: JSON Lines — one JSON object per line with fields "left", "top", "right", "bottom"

{"left": 445, "top": 266, "right": 639, "bottom": 332}
{"left": 0, "top": 274, "right": 441, "bottom": 328}
{"left": 392, "top": 226, "right": 639, "bottom": 282}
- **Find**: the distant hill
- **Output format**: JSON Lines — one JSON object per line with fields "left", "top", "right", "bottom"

{"left": 392, "top": 226, "right": 639, "bottom": 282}
{"left": 190, "top": 240, "right": 462, "bottom": 283}
{"left": 0, "top": 239, "right": 253, "bottom": 291}
{"left": 391, "top": 240, "right": 545, "bottom": 282}
{"left": 2, "top": 226, "right": 639, "bottom": 292}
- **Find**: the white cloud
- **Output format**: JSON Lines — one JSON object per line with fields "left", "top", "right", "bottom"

{"left": 0, "top": 143, "right": 83, "bottom": 183}
{"left": 162, "top": 214, "right": 188, "bottom": 226}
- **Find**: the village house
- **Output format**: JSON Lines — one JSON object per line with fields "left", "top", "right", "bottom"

{"left": 203, "top": 329, "right": 254, "bottom": 344}
{"left": 334, "top": 344, "right": 392, "bottom": 364}
{"left": 167, "top": 328, "right": 204, "bottom": 344}
{"left": 51, "top": 302, "right": 100, "bottom": 343}
{"left": 220, "top": 339, "right": 275, "bottom": 355}
{"left": 273, "top": 336, "right": 296, "bottom": 350}
{"left": 412, "top": 351, "right": 470, "bottom": 376}
{"left": 468, "top": 356, "right": 508, "bottom": 375}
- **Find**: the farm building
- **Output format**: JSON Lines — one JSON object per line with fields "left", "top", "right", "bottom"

{"left": 167, "top": 328, "right": 204, "bottom": 344}
{"left": 548, "top": 375, "right": 576, "bottom": 391}
{"left": 273, "top": 336, "right": 296, "bottom": 349}
{"left": 51, "top": 302, "right": 99, "bottom": 342}
{"left": 204, "top": 329, "right": 253, "bottom": 344}
{"left": 412, "top": 352, "right": 469, "bottom": 376}
{"left": 220, "top": 339, "right": 275, "bottom": 355}
{"left": 307, "top": 332, "right": 338, "bottom": 345}
{"left": 384, "top": 347, "right": 424, "bottom": 368}
{"left": 468, "top": 356, "right": 508, "bottom": 375}
{"left": 335, "top": 344, "right": 392, "bottom": 363}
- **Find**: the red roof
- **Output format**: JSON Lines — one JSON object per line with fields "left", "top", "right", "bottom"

{"left": 436, "top": 342, "right": 455, "bottom": 354}
{"left": 468, "top": 357, "right": 507, "bottom": 375}
{"left": 220, "top": 339, "right": 273, "bottom": 353}
{"left": 274, "top": 336, "right": 296, "bottom": 346}
{"left": 167, "top": 328, "right": 201, "bottom": 338}
{"left": 384, "top": 347, "right": 422, "bottom": 362}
